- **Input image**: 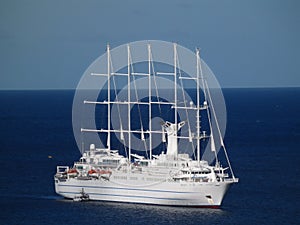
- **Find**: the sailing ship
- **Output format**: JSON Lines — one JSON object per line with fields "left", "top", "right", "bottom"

{"left": 54, "top": 42, "right": 238, "bottom": 207}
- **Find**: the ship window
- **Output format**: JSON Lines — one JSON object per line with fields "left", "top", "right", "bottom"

{"left": 140, "top": 161, "right": 148, "bottom": 166}
{"left": 76, "top": 166, "right": 83, "bottom": 170}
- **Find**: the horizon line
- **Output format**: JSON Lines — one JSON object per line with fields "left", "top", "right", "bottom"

{"left": 0, "top": 86, "right": 300, "bottom": 91}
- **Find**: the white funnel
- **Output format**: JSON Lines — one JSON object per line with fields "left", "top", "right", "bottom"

{"left": 161, "top": 121, "right": 185, "bottom": 156}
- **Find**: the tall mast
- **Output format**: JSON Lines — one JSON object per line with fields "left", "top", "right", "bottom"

{"left": 148, "top": 44, "right": 152, "bottom": 160}
{"left": 127, "top": 44, "right": 131, "bottom": 163}
{"left": 174, "top": 43, "right": 178, "bottom": 128}
{"left": 107, "top": 44, "right": 111, "bottom": 151}
{"left": 196, "top": 48, "right": 200, "bottom": 163}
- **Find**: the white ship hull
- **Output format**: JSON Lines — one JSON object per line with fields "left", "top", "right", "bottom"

{"left": 55, "top": 176, "right": 233, "bottom": 207}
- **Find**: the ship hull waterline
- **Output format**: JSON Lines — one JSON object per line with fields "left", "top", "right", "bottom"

{"left": 55, "top": 178, "right": 233, "bottom": 207}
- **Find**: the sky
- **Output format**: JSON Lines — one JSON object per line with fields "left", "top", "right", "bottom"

{"left": 0, "top": 0, "right": 299, "bottom": 89}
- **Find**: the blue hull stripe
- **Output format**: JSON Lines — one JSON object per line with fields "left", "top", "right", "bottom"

{"left": 60, "top": 191, "right": 190, "bottom": 201}
{"left": 57, "top": 184, "right": 193, "bottom": 194}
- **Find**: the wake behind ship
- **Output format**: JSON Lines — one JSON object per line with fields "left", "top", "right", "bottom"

{"left": 54, "top": 41, "right": 238, "bottom": 207}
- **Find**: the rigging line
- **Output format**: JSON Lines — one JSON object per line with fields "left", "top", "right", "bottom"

{"left": 203, "top": 83, "right": 219, "bottom": 162}
{"left": 151, "top": 51, "right": 167, "bottom": 152}
{"left": 196, "top": 48, "right": 206, "bottom": 163}
{"left": 128, "top": 50, "right": 148, "bottom": 157}
{"left": 197, "top": 49, "right": 203, "bottom": 163}
{"left": 176, "top": 54, "right": 196, "bottom": 158}
{"left": 151, "top": 54, "right": 163, "bottom": 116}
{"left": 198, "top": 56, "right": 207, "bottom": 101}
{"left": 109, "top": 55, "right": 127, "bottom": 156}
{"left": 198, "top": 51, "right": 218, "bottom": 162}
{"left": 204, "top": 79, "right": 235, "bottom": 178}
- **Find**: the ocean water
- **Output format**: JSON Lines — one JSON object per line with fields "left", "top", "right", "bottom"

{"left": 0, "top": 88, "right": 299, "bottom": 225}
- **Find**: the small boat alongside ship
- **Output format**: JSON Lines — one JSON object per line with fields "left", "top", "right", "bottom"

{"left": 54, "top": 42, "right": 238, "bottom": 207}
{"left": 73, "top": 188, "right": 89, "bottom": 202}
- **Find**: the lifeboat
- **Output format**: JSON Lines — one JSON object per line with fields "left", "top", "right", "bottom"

{"left": 88, "top": 169, "right": 99, "bottom": 178}
{"left": 99, "top": 169, "right": 112, "bottom": 180}
{"left": 99, "top": 170, "right": 112, "bottom": 175}
{"left": 88, "top": 169, "right": 97, "bottom": 175}
{"left": 67, "top": 168, "right": 78, "bottom": 177}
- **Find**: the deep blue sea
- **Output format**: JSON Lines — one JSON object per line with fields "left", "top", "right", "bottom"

{"left": 0, "top": 88, "right": 299, "bottom": 225}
